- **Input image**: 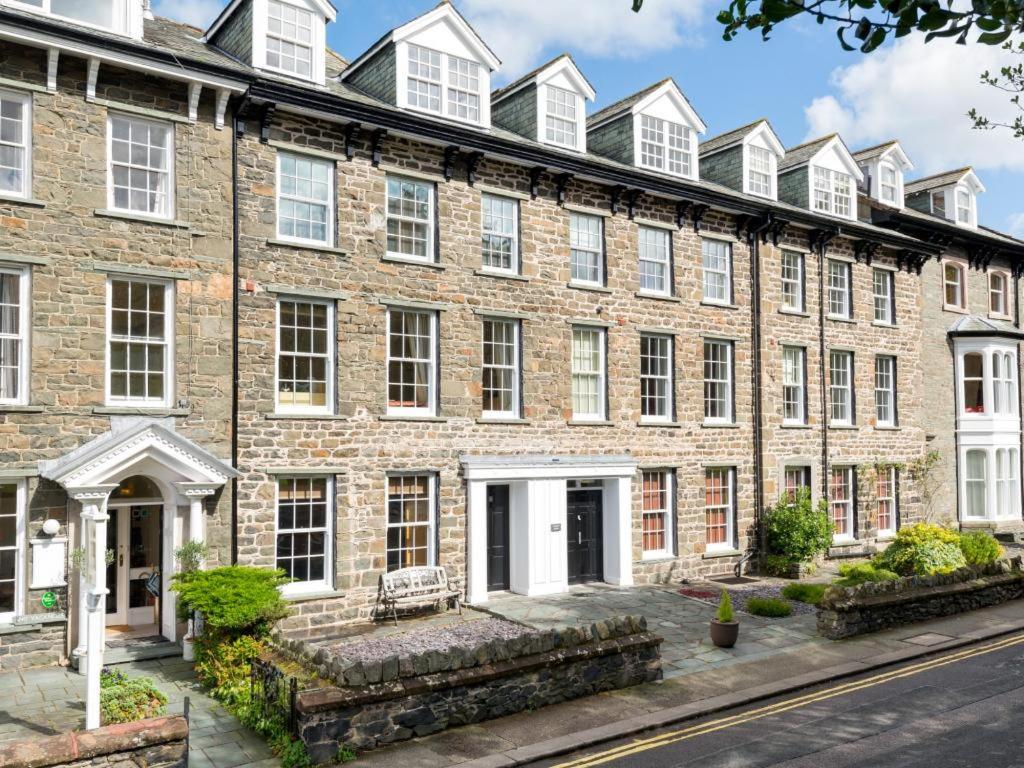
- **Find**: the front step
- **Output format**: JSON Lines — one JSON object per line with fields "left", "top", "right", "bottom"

{"left": 71, "top": 640, "right": 181, "bottom": 669}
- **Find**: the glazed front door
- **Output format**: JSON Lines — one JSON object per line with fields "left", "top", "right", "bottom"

{"left": 567, "top": 490, "right": 603, "bottom": 585}
{"left": 105, "top": 504, "right": 162, "bottom": 627}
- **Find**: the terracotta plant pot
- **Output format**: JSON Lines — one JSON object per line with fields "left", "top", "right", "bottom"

{"left": 710, "top": 619, "right": 739, "bottom": 648}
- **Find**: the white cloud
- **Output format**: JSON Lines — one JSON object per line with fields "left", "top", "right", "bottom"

{"left": 1008, "top": 213, "right": 1024, "bottom": 239}
{"left": 460, "top": 0, "right": 709, "bottom": 80}
{"left": 804, "top": 36, "right": 1024, "bottom": 175}
{"left": 152, "top": 0, "right": 222, "bottom": 30}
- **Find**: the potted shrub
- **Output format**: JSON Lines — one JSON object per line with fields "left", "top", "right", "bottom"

{"left": 710, "top": 590, "right": 739, "bottom": 648}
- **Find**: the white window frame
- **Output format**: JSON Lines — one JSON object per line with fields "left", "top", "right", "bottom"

{"left": 943, "top": 260, "right": 967, "bottom": 311}
{"left": 5, "top": 0, "right": 128, "bottom": 35}
{"left": 812, "top": 166, "right": 854, "bottom": 219}
{"left": 829, "top": 349, "right": 854, "bottom": 426}
{"left": 640, "top": 333, "right": 673, "bottom": 424}
{"left": 480, "top": 194, "right": 519, "bottom": 275}
{"left": 571, "top": 325, "right": 606, "bottom": 422}
{"left": 701, "top": 238, "right": 732, "bottom": 305}
{"left": 276, "top": 151, "right": 334, "bottom": 246}
{"left": 782, "top": 346, "right": 806, "bottom": 426}
{"left": 703, "top": 339, "right": 734, "bottom": 424}
{"left": 569, "top": 213, "right": 604, "bottom": 287}
{"left": 386, "top": 473, "right": 437, "bottom": 571}
{"left": 704, "top": 466, "right": 735, "bottom": 553}
{"left": 956, "top": 186, "right": 974, "bottom": 226}
{"left": 784, "top": 466, "right": 812, "bottom": 501}
{"left": 446, "top": 54, "right": 482, "bottom": 123}
{"left": 275, "top": 297, "right": 335, "bottom": 416}
{"left": 0, "top": 89, "right": 31, "bottom": 200}
{"left": 746, "top": 144, "right": 774, "bottom": 199}
{"left": 0, "top": 479, "right": 25, "bottom": 624}
{"left": 481, "top": 316, "right": 520, "bottom": 420}
{"left": 386, "top": 308, "right": 438, "bottom": 417}
{"left": 874, "top": 355, "right": 896, "bottom": 427}
{"left": 878, "top": 162, "right": 899, "bottom": 205}
{"left": 638, "top": 226, "right": 672, "bottom": 297}
{"left": 872, "top": 268, "right": 895, "bottom": 325}
{"left": 265, "top": 0, "right": 315, "bottom": 80}
{"left": 996, "top": 448, "right": 1021, "bottom": 520}
{"left": 0, "top": 265, "right": 29, "bottom": 406}
{"left": 105, "top": 276, "right": 174, "bottom": 408}
{"left": 827, "top": 259, "right": 852, "bottom": 319}
{"left": 639, "top": 115, "right": 693, "bottom": 178}
{"left": 875, "top": 466, "right": 898, "bottom": 538}
{"left": 990, "top": 270, "right": 1010, "bottom": 318}
{"left": 641, "top": 469, "right": 674, "bottom": 559}
{"left": 964, "top": 449, "right": 988, "bottom": 520}
{"left": 275, "top": 475, "right": 334, "bottom": 595}
{"left": 992, "top": 351, "right": 1017, "bottom": 416}
{"left": 386, "top": 175, "right": 436, "bottom": 263}
{"left": 780, "top": 250, "right": 804, "bottom": 313}
{"left": 107, "top": 113, "right": 174, "bottom": 219}
{"left": 829, "top": 466, "right": 855, "bottom": 541}
{"left": 543, "top": 84, "right": 580, "bottom": 150}
{"left": 400, "top": 42, "right": 485, "bottom": 126}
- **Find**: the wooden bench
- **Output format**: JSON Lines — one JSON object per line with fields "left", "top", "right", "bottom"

{"left": 376, "top": 566, "right": 462, "bottom": 626}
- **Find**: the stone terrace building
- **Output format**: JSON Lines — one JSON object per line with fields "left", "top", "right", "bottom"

{"left": 0, "top": 0, "right": 1022, "bottom": 662}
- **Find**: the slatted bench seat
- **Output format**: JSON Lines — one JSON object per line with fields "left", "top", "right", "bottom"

{"left": 376, "top": 566, "right": 462, "bottom": 626}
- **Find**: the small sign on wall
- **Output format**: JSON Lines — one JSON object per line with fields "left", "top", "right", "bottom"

{"left": 30, "top": 537, "right": 68, "bottom": 589}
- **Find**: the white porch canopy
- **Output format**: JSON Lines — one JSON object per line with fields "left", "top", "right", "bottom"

{"left": 38, "top": 419, "right": 236, "bottom": 728}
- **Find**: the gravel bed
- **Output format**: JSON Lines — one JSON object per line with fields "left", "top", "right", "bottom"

{"left": 729, "top": 583, "right": 818, "bottom": 616}
{"left": 324, "top": 618, "right": 532, "bottom": 663}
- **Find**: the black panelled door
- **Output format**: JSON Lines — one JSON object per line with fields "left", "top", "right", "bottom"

{"left": 567, "top": 490, "right": 603, "bottom": 584}
{"left": 486, "top": 485, "right": 511, "bottom": 592}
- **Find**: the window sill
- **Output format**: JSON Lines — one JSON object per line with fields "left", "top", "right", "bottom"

{"left": 0, "top": 404, "right": 44, "bottom": 414}
{"left": 826, "top": 315, "right": 856, "bottom": 324}
{"left": 0, "top": 194, "right": 45, "bottom": 208}
{"left": 93, "top": 406, "right": 189, "bottom": 417}
{"left": 636, "top": 292, "right": 681, "bottom": 303}
{"left": 382, "top": 254, "right": 445, "bottom": 270}
{"left": 476, "top": 417, "right": 530, "bottom": 425}
{"left": 567, "top": 282, "right": 612, "bottom": 294}
{"left": 265, "top": 413, "right": 347, "bottom": 421}
{"left": 780, "top": 423, "right": 812, "bottom": 430}
{"left": 943, "top": 305, "right": 970, "bottom": 315}
{"left": 701, "top": 301, "right": 739, "bottom": 310}
{"left": 567, "top": 419, "right": 615, "bottom": 427}
{"left": 379, "top": 414, "right": 449, "bottom": 423}
{"left": 779, "top": 308, "right": 810, "bottom": 318}
{"left": 94, "top": 209, "right": 190, "bottom": 229}
{"left": 874, "top": 424, "right": 900, "bottom": 431}
{"left": 637, "top": 420, "right": 682, "bottom": 428}
{"left": 872, "top": 321, "right": 897, "bottom": 329}
{"left": 474, "top": 269, "right": 529, "bottom": 282}
{"left": 641, "top": 553, "right": 677, "bottom": 564}
{"left": 266, "top": 239, "right": 347, "bottom": 257}
{"left": 829, "top": 423, "right": 859, "bottom": 431}
{"left": 830, "top": 538, "right": 860, "bottom": 548}
{"left": 702, "top": 421, "right": 740, "bottom": 429}
{"left": 703, "top": 549, "right": 742, "bottom": 560}
{"left": 282, "top": 589, "right": 345, "bottom": 604}
{"left": 989, "top": 313, "right": 1013, "bottom": 322}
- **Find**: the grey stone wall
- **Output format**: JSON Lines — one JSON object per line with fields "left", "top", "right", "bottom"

{"left": 700, "top": 145, "right": 744, "bottom": 192}
{"left": 345, "top": 45, "right": 397, "bottom": 105}
{"left": 587, "top": 113, "right": 634, "bottom": 166}
{"left": 492, "top": 85, "right": 537, "bottom": 140}
{"left": 817, "top": 558, "right": 1024, "bottom": 638}
{"left": 210, "top": 0, "right": 253, "bottom": 64}
{"left": 289, "top": 617, "right": 662, "bottom": 758}
{"left": 777, "top": 168, "right": 809, "bottom": 210}
{"left": 0, "top": 617, "right": 65, "bottom": 671}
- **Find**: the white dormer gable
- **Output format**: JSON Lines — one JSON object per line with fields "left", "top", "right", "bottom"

{"left": 2, "top": 0, "right": 146, "bottom": 38}
{"left": 535, "top": 56, "right": 595, "bottom": 152}
{"left": 927, "top": 169, "right": 985, "bottom": 229}
{"left": 807, "top": 135, "right": 864, "bottom": 221}
{"left": 632, "top": 79, "right": 706, "bottom": 181}
{"left": 742, "top": 120, "right": 784, "bottom": 200}
{"left": 858, "top": 142, "right": 913, "bottom": 209}
{"left": 389, "top": 3, "right": 501, "bottom": 128}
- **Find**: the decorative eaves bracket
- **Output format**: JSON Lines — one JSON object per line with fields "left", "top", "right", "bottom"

{"left": 258, "top": 103, "right": 276, "bottom": 144}
{"left": 968, "top": 244, "right": 1000, "bottom": 271}
{"left": 691, "top": 203, "right": 710, "bottom": 232}
{"left": 465, "top": 152, "right": 484, "bottom": 187}
{"left": 443, "top": 145, "right": 460, "bottom": 183}
{"left": 554, "top": 173, "right": 573, "bottom": 207}
{"left": 343, "top": 123, "right": 361, "bottom": 161}
{"left": 809, "top": 227, "right": 840, "bottom": 253}
{"left": 854, "top": 240, "right": 881, "bottom": 266}
{"left": 369, "top": 128, "right": 387, "bottom": 168}
{"left": 529, "top": 167, "right": 545, "bottom": 200}
{"left": 895, "top": 250, "right": 930, "bottom": 275}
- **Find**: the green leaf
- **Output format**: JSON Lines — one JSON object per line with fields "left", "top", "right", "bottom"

{"left": 837, "top": 25, "right": 857, "bottom": 50}
{"left": 978, "top": 28, "right": 1015, "bottom": 44}
{"left": 862, "top": 26, "right": 889, "bottom": 51}
{"left": 974, "top": 16, "right": 1003, "bottom": 30}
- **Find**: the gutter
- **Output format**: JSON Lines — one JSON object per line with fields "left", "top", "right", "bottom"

{"left": 230, "top": 107, "right": 240, "bottom": 564}
{"left": 813, "top": 229, "right": 840, "bottom": 496}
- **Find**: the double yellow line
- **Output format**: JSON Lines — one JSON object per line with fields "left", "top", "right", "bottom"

{"left": 553, "top": 632, "right": 1024, "bottom": 768}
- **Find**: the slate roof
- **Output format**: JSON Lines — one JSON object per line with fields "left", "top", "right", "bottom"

{"left": 851, "top": 140, "right": 900, "bottom": 163}
{"left": 778, "top": 134, "right": 836, "bottom": 172}
{"left": 491, "top": 53, "right": 594, "bottom": 103}
{"left": 699, "top": 118, "right": 769, "bottom": 156}
{"left": 948, "top": 315, "right": 1024, "bottom": 338}
{"left": 904, "top": 168, "right": 974, "bottom": 195}
{"left": 586, "top": 79, "right": 668, "bottom": 127}
{"left": 145, "top": 15, "right": 254, "bottom": 74}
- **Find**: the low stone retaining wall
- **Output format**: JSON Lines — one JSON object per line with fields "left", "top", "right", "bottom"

{"left": 275, "top": 616, "right": 662, "bottom": 761}
{"left": 818, "top": 558, "right": 1024, "bottom": 639}
{"left": 0, "top": 614, "right": 66, "bottom": 671}
{"left": 0, "top": 715, "right": 188, "bottom": 768}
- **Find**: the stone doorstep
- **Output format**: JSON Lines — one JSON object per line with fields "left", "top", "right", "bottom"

{"left": 297, "top": 632, "right": 664, "bottom": 712}
{"left": 456, "top": 616, "right": 1024, "bottom": 768}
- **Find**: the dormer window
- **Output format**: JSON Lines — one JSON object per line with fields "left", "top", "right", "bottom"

{"left": 545, "top": 86, "right": 579, "bottom": 148}
{"left": 956, "top": 188, "right": 973, "bottom": 226}
{"left": 813, "top": 167, "right": 853, "bottom": 218}
{"left": 8, "top": 0, "right": 139, "bottom": 36}
{"left": 404, "top": 43, "right": 485, "bottom": 125}
{"left": 267, "top": 0, "right": 314, "bottom": 78}
{"left": 747, "top": 145, "right": 773, "bottom": 198}
{"left": 879, "top": 163, "right": 898, "bottom": 204}
{"left": 640, "top": 116, "right": 692, "bottom": 177}
{"left": 408, "top": 45, "right": 442, "bottom": 113}
{"left": 448, "top": 56, "right": 481, "bottom": 122}
{"left": 932, "top": 191, "right": 946, "bottom": 216}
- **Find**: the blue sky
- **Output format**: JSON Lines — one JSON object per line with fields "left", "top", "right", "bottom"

{"left": 162, "top": 0, "right": 1024, "bottom": 235}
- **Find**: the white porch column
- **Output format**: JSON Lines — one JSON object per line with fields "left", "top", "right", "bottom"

{"left": 602, "top": 475, "right": 634, "bottom": 587}
{"left": 466, "top": 480, "right": 488, "bottom": 605}
{"left": 173, "top": 483, "right": 219, "bottom": 551}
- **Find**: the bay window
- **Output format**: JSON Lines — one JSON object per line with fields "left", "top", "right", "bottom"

{"left": 965, "top": 450, "right": 988, "bottom": 519}
{"left": 992, "top": 351, "right": 1016, "bottom": 416}
{"left": 996, "top": 449, "right": 1021, "bottom": 519}
{"left": 0, "top": 90, "right": 30, "bottom": 199}
{"left": 962, "top": 352, "right": 985, "bottom": 414}
{"left": 13, "top": 0, "right": 119, "bottom": 33}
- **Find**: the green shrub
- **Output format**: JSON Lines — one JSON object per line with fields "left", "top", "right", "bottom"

{"left": 780, "top": 582, "right": 827, "bottom": 605}
{"left": 959, "top": 531, "right": 1004, "bottom": 566}
{"left": 764, "top": 489, "right": 833, "bottom": 564}
{"left": 833, "top": 562, "right": 899, "bottom": 587}
{"left": 715, "top": 591, "right": 735, "bottom": 623}
{"left": 873, "top": 523, "right": 968, "bottom": 576}
{"left": 171, "top": 566, "right": 290, "bottom": 636}
{"left": 744, "top": 597, "right": 793, "bottom": 617}
{"left": 194, "top": 634, "right": 267, "bottom": 702}
{"left": 100, "top": 669, "right": 167, "bottom": 725}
